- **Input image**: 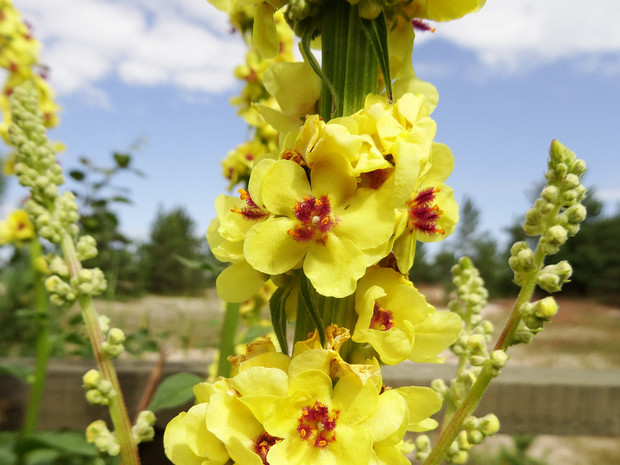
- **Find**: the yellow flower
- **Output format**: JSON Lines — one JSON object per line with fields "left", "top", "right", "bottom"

{"left": 244, "top": 155, "right": 394, "bottom": 297}
{"left": 354, "top": 266, "right": 462, "bottom": 364}
{"left": 164, "top": 382, "right": 230, "bottom": 465}
{"left": 222, "top": 139, "right": 267, "bottom": 190}
{"left": 255, "top": 61, "right": 322, "bottom": 133}
{"left": 207, "top": 190, "right": 270, "bottom": 302}
{"left": 262, "top": 369, "right": 377, "bottom": 465}
{"left": 0, "top": 209, "right": 34, "bottom": 245}
{"left": 403, "top": 0, "right": 486, "bottom": 22}
{"left": 393, "top": 142, "right": 459, "bottom": 273}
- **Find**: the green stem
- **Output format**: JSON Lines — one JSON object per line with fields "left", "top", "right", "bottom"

{"left": 21, "top": 239, "right": 50, "bottom": 437}
{"left": 425, "top": 242, "right": 548, "bottom": 465}
{"left": 320, "top": 0, "right": 378, "bottom": 120}
{"left": 423, "top": 366, "right": 494, "bottom": 465}
{"left": 217, "top": 301, "right": 241, "bottom": 378}
{"left": 61, "top": 234, "right": 140, "bottom": 465}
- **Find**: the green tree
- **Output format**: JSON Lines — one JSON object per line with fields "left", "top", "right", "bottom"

{"left": 554, "top": 192, "right": 619, "bottom": 301}
{"left": 71, "top": 146, "right": 146, "bottom": 298}
{"left": 140, "top": 206, "right": 208, "bottom": 295}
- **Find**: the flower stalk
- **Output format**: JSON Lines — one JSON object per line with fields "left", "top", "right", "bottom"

{"left": 21, "top": 238, "right": 50, "bottom": 437}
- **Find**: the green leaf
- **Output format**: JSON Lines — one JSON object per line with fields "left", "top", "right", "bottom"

{"left": 301, "top": 22, "right": 339, "bottom": 120}
{"left": 15, "top": 431, "right": 96, "bottom": 457}
{"left": 269, "top": 286, "right": 290, "bottom": 355}
{"left": 0, "top": 361, "right": 33, "bottom": 382}
{"left": 147, "top": 372, "right": 203, "bottom": 412}
{"left": 361, "top": 13, "right": 392, "bottom": 100}
{"left": 111, "top": 196, "right": 131, "bottom": 204}
{"left": 241, "top": 324, "right": 273, "bottom": 344}
{"left": 69, "top": 170, "right": 85, "bottom": 181}
{"left": 113, "top": 152, "right": 131, "bottom": 168}
{"left": 299, "top": 275, "right": 325, "bottom": 348}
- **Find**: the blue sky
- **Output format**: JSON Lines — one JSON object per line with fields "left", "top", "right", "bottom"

{"left": 3, "top": 0, "right": 619, "bottom": 250}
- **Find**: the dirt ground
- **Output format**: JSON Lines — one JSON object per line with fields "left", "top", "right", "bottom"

{"left": 94, "top": 287, "right": 620, "bottom": 465}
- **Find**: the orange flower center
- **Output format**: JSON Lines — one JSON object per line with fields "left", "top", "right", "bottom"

{"left": 406, "top": 187, "right": 445, "bottom": 236}
{"left": 231, "top": 188, "right": 269, "bottom": 220}
{"left": 288, "top": 195, "right": 337, "bottom": 243}
{"left": 370, "top": 302, "right": 394, "bottom": 331}
{"left": 297, "top": 401, "right": 339, "bottom": 449}
{"left": 253, "top": 432, "right": 281, "bottom": 465}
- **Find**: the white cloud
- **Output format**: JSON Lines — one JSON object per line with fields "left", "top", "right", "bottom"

{"left": 14, "top": 0, "right": 245, "bottom": 104}
{"left": 599, "top": 188, "right": 620, "bottom": 202}
{"left": 430, "top": 0, "right": 620, "bottom": 74}
{"left": 12, "top": 0, "right": 620, "bottom": 105}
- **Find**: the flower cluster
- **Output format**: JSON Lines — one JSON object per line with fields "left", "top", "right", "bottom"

{"left": 166, "top": 334, "right": 443, "bottom": 465}
{"left": 211, "top": 0, "right": 486, "bottom": 57}
{"left": 209, "top": 90, "right": 458, "bottom": 300}
{"left": 222, "top": 10, "right": 297, "bottom": 190}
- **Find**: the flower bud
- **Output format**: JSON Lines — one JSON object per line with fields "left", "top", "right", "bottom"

{"left": 479, "top": 413, "right": 500, "bottom": 435}
{"left": 108, "top": 328, "right": 126, "bottom": 345}
{"left": 82, "top": 369, "right": 101, "bottom": 389}
{"left": 566, "top": 204, "right": 586, "bottom": 224}
{"left": 77, "top": 235, "right": 98, "bottom": 261}
{"left": 489, "top": 350, "right": 508, "bottom": 369}
{"left": 540, "top": 185, "right": 559, "bottom": 203}
{"left": 533, "top": 297, "right": 558, "bottom": 320}
{"left": 133, "top": 410, "right": 156, "bottom": 443}
{"left": 85, "top": 389, "right": 108, "bottom": 405}
{"left": 572, "top": 159, "right": 587, "bottom": 176}
{"left": 468, "top": 429, "right": 484, "bottom": 444}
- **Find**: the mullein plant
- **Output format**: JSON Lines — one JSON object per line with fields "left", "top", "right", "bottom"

{"left": 164, "top": 1, "right": 589, "bottom": 465}
{"left": 8, "top": 83, "right": 154, "bottom": 463}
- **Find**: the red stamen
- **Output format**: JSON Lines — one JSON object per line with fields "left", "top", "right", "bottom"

{"left": 370, "top": 302, "right": 394, "bottom": 331}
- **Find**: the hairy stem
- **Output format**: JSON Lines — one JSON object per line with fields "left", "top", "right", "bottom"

{"left": 61, "top": 233, "right": 140, "bottom": 465}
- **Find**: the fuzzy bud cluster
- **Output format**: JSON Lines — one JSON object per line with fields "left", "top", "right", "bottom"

{"left": 414, "top": 434, "right": 432, "bottom": 462}
{"left": 71, "top": 268, "right": 107, "bottom": 296}
{"left": 445, "top": 414, "right": 500, "bottom": 464}
{"left": 520, "top": 296, "right": 558, "bottom": 333}
{"left": 77, "top": 235, "right": 99, "bottom": 261}
{"left": 537, "top": 261, "right": 572, "bottom": 293}
{"left": 45, "top": 275, "right": 77, "bottom": 306}
{"left": 83, "top": 369, "right": 116, "bottom": 405}
{"left": 508, "top": 241, "right": 536, "bottom": 286}
{"left": 101, "top": 327, "right": 126, "bottom": 357}
{"left": 86, "top": 420, "right": 120, "bottom": 456}
{"left": 523, "top": 140, "right": 587, "bottom": 255}
{"left": 448, "top": 257, "right": 493, "bottom": 362}
{"left": 132, "top": 410, "right": 156, "bottom": 444}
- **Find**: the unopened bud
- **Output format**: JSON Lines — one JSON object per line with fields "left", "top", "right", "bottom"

{"left": 82, "top": 369, "right": 101, "bottom": 389}
{"left": 533, "top": 297, "right": 558, "bottom": 319}
{"left": 479, "top": 414, "right": 500, "bottom": 435}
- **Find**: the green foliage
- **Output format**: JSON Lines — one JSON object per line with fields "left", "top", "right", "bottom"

{"left": 147, "top": 372, "right": 204, "bottom": 412}
{"left": 0, "top": 248, "right": 39, "bottom": 355}
{"left": 553, "top": 194, "right": 620, "bottom": 301}
{"left": 139, "top": 206, "right": 209, "bottom": 295}
{"left": 71, "top": 145, "right": 146, "bottom": 299}
{"left": 0, "top": 430, "right": 118, "bottom": 465}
